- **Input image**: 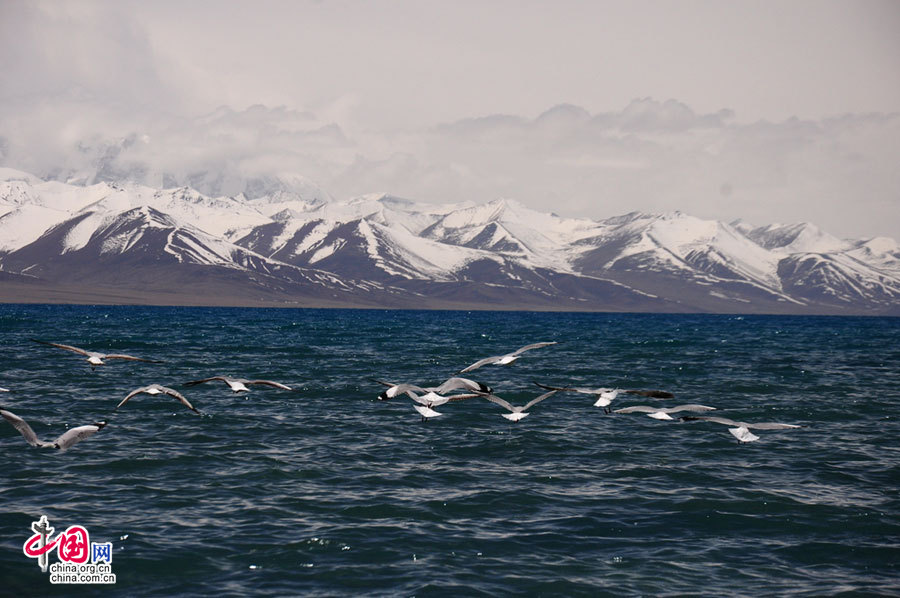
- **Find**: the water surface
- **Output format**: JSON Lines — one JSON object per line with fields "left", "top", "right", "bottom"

{"left": 1, "top": 306, "right": 898, "bottom": 596}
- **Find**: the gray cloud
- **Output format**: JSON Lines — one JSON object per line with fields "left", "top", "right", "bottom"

{"left": 5, "top": 96, "right": 896, "bottom": 239}
{"left": 1, "top": 1, "right": 897, "bottom": 238}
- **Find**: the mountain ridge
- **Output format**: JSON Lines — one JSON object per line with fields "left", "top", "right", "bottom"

{"left": 1, "top": 171, "right": 897, "bottom": 314}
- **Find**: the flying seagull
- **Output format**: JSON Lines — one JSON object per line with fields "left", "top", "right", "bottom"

{"left": 480, "top": 390, "right": 558, "bottom": 422}
{"left": 1, "top": 409, "right": 107, "bottom": 451}
{"left": 117, "top": 384, "right": 200, "bottom": 414}
{"left": 0, "top": 387, "right": 9, "bottom": 393}
{"left": 613, "top": 404, "right": 716, "bottom": 420}
{"left": 533, "top": 382, "right": 674, "bottom": 412}
{"left": 407, "top": 391, "right": 481, "bottom": 422}
{"left": 373, "top": 377, "right": 491, "bottom": 401}
{"left": 680, "top": 415, "right": 803, "bottom": 443}
{"left": 30, "top": 339, "right": 161, "bottom": 370}
{"left": 459, "top": 342, "right": 558, "bottom": 374}
{"left": 184, "top": 376, "right": 293, "bottom": 393}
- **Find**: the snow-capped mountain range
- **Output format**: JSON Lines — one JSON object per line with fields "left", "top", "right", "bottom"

{"left": 1, "top": 167, "right": 897, "bottom": 314}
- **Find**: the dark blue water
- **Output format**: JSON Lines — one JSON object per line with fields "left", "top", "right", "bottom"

{"left": 1, "top": 305, "right": 898, "bottom": 596}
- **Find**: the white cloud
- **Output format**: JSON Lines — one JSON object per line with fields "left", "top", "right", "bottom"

{"left": 1, "top": 1, "right": 898, "bottom": 238}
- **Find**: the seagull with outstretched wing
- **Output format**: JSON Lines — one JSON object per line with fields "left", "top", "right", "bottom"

{"left": 117, "top": 384, "right": 200, "bottom": 414}
{"left": 31, "top": 339, "right": 161, "bottom": 369}
{"left": 459, "top": 342, "right": 558, "bottom": 374}
{"left": 480, "top": 390, "right": 558, "bottom": 422}
{"left": 1, "top": 409, "right": 107, "bottom": 451}
{"left": 680, "top": 415, "right": 803, "bottom": 443}
{"left": 184, "top": 376, "right": 293, "bottom": 393}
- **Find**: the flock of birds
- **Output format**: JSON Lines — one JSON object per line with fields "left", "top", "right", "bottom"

{"left": 0, "top": 339, "right": 803, "bottom": 452}
{"left": 373, "top": 341, "right": 803, "bottom": 442}
{"left": 0, "top": 339, "right": 299, "bottom": 451}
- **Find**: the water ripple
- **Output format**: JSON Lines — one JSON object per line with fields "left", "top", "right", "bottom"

{"left": 1, "top": 307, "right": 899, "bottom": 596}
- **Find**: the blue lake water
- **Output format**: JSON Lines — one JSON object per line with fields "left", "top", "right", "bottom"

{"left": 0, "top": 305, "right": 898, "bottom": 596}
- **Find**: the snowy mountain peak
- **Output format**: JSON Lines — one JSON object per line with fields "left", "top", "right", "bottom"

{"left": 856, "top": 236, "right": 898, "bottom": 256}
{"left": 730, "top": 218, "right": 755, "bottom": 235}
{"left": 748, "top": 222, "right": 848, "bottom": 254}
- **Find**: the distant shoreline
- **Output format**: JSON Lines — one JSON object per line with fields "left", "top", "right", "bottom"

{"left": 2, "top": 281, "right": 895, "bottom": 317}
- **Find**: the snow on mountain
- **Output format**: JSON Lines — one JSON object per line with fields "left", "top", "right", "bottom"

{"left": 0, "top": 167, "right": 43, "bottom": 184}
{"left": 421, "top": 198, "right": 594, "bottom": 271}
{"left": 0, "top": 179, "right": 115, "bottom": 251}
{"left": 845, "top": 237, "right": 900, "bottom": 278}
{"left": 574, "top": 211, "right": 785, "bottom": 291}
{"left": 0, "top": 170, "right": 897, "bottom": 314}
{"left": 747, "top": 222, "right": 849, "bottom": 254}
{"left": 777, "top": 251, "right": 900, "bottom": 307}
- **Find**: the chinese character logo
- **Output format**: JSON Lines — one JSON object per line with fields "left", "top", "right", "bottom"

{"left": 23, "top": 516, "right": 112, "bottom": 570}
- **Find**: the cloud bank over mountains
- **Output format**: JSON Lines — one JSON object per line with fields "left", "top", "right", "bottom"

{"left": 1, "top": 1, "right": 897, "bottom": 240}
{"left": 1, "top": 96, "right": 897, "bottom": 239}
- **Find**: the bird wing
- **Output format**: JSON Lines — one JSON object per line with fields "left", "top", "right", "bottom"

{"left": 433, "top": 377, "right": 491, "bottom": 394}
{"left": 103, "top": 353, "right": 160, "bottom": 363}
{"left": 31, "top": 339, "right": 90, "bottom": 357}
{"left": 458, "top": 356, "right": 500, "bottom": 373}
{"left": 184, "top": 376, "right": 229, "bottom": 387}
{"left": 1, "top": 409, "right": 51, "bottom": 447}
{"left": 576, "top": 387, "right": 614, "bottom": 395}
{"left": 444, "top": 393, "right": 481, "bottom": 402}
{"left": 613, "top": 405, "right": 657, "bottom": 414}
{"left": 522, "top": 390, "right": 558, "bottom": 411}
{"left": 116, "top": 387, "right": 148, "bottom": 409}
{"left": 162, "top": 388, "right": 200, "bottom": 413}
{"left": 248, "top": 380, "right": 293, "bottom": 390}
{"left": 407, "top": 392, "right": 431, "bottom": 406}
{"left": 663, "top": 404, "right": 716, "bottom": 414}
{"left": 684, "top": 415, "right": 740, "bottom": 427}
{"left": 532, "top": 381, "right": 568, "bottom": 391}
{"left": 625, "top": 389, "right": 675, "bottom": 398}
{"left": 745, "top": 422, "right": 802, "bottom": 430}
{"left": 481, "top": 393, "right": 516, "bottom": 412}
{"left": 54, "top": 423, "right": 105, "bottom": 451}
{"left": 511, "top": 341, "right": 558, "bottom": 356}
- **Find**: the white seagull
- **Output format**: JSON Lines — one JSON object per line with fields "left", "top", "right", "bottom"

{"left": 459, "top": 342, "right": 558, "bottom": 374}
{"left": 31, "top": 339, "right": 161, "bottom": 370}
{"left": 184, "top": 376, "right": 293, "bottom": 393}
{"left": 680, "top": 415, "right": 803, "bottom": 443}
{"left": 613, "top": 404, "right": 716, "bottom": 420}
{"left": 373, "top": 377, "right": 491, "bottom": 401}
{"left": 481, "top": 390, "right": 558, "bottom": 422}
{"left": 0, "top": 387, "right": 9, "bottom": 393}
{"left": 407, "top": 390, "right": 481, "bottom": 421}
{"left": 1, "top": 409, "right": 107, "bottom": 451}
{"left": 533, "top": 382, "right": 674, "bottom": 412}
{"left": 117, "top": 384, "right": 200, "bottom": 414}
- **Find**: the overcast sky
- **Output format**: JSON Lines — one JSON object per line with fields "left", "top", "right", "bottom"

{"left": 1, "top": 0, "right": 898, "bottom": 238}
